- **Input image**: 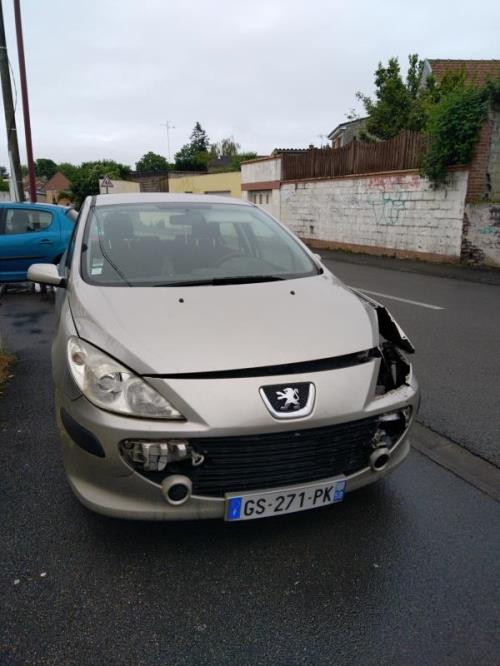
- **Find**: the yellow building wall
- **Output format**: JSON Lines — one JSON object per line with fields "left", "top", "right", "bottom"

{"left": 168, "top": 171, "right": 241, "bottom": 198}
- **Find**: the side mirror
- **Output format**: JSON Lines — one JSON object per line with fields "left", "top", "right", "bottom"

{"left": 313, "top": 253, "right": 323, "bottom": 262}
{"left": 27, "top": 263, "right": 66, "bottom": 287}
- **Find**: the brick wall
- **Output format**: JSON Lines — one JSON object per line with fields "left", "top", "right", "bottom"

{"left": 466, "top": 119, "right": 493, "bottom": 202}
{"left": 487, "top": 108, "right": 500, "bottom": 200}
{"left": 280, "top": 170, "right": 469, "bottom": 262}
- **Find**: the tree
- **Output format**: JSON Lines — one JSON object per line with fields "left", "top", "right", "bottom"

{"left": 356, "top": 54, "right": 426, "bottom": 140}
{"left": 229, "top": 152, "right": 258, "bottom": 171}
{"left": 210, "top": 136, "right": 241, "bottom": 158}
{"left": 35, "top": 158, "right": 57, "bottom": 180}
{"left": 70, "top": 160, "right": 131, "bottom": 207}
{"left": 174, "top": 145, "right": 209, "bottom": 171}
{"left": 0, "top": 165, "right": 8, "bottom": 179}
{"left": 174, "top": 122, "right": 210, "bottom": 171}
{"left": 189, "top": 122, "right": 210, "bottom": 152}
{"left": 135, "top": 151, "right": 169, "bottom": 172}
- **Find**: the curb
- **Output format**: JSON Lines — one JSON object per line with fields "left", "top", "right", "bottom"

{"left": 317, "top": 249, "right": 500, "bottom": 286}
{"left": 411, "top": 422, "right": 500, "bottom": 502}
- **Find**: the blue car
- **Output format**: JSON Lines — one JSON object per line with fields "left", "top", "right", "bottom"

{"left": 0, "top": 202, "right": 77, "bottom": 283}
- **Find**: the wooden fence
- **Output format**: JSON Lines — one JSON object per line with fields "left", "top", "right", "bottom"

{"left": 281, "top": 131, "right": 429, "bottom": 181}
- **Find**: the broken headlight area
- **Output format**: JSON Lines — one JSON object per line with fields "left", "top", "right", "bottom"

{"left": 376, "top": 342, "right": 411, "bottom": 394}
{"left": 351, "top": 288, "right": 415, "bottom": 355}
{"left": 369, "top": 407, "right": 412, "bottom": 470}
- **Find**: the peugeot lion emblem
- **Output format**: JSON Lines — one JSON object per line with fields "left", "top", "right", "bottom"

{"left": 260, "top": 383, "right": 315, "bottom": 419}
{"left": 276, "top": 387, "right": 300, "bottom": 410}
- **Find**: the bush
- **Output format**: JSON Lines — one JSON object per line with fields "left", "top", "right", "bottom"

{"left": 421, "top": 85, "right": 489, "bottom": 185}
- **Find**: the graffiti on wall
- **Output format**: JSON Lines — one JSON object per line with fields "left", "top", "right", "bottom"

{"left": 478, "top": 209, "right": 500, "bottom": 250}
{"left": 365, "top": 175, "right": 421, "bottom": 226}
{"left": 478, "top": 206, "right": 500, "bottom": 240}
{"left": 367, "top": 191, "right": 409, "bottom": 225}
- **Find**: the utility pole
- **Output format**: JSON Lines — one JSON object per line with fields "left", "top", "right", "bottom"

{"left": 13, "top": 0, "right": 35, "bottom": 202}
{"left": 160, "top": 120, "right": 175, "bottom": 162}
{"left": 0, "top": 0, "right": 23, "bottom": 200}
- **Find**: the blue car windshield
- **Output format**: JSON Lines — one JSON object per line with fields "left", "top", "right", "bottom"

{"left": 81, "top": 203, "right": 320, "bottom": 286}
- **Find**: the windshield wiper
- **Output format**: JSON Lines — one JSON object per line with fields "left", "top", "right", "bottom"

{"left": 154, "top": 275, "right": 286, "bottom": 287}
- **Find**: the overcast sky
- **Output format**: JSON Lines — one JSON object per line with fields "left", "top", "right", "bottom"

{"left": 0, "top": 0, "right": 499, "bottom": 168}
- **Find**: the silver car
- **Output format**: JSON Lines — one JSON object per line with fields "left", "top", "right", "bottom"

{"left": 29, "top": 193, "right": 419, "bottom": 521}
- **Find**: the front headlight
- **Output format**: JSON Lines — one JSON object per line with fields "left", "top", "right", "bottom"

{"left": 67, "top": 337, "right": 183, "bottom": 420}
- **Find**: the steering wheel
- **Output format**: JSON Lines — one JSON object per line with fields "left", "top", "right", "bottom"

{"left": 214, "top": 252, "right": 248, "bottom": 267}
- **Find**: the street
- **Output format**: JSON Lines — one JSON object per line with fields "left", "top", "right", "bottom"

{"left": 323, "top": 254, "right": 500, "bottom": 466}
{"left": 1, "top": 263, "right": 500, "bottom": 665}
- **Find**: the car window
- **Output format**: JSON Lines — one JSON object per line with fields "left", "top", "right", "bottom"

{"left": 4, "top": 208, "right": 53, "bottom": 235}
{"left": 81, "top": 203, "right": 318, "bottom": 286}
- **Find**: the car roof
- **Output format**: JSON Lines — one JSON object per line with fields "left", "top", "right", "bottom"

{"left": 0, "top": 201, "right": 71, "bottom": 211}
{"left": 92, "top": 192, "right": 251, "bottom": 207}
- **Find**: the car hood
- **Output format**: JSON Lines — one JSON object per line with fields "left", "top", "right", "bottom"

{"left": 69, "top": 274, "right": 377, "bottom": 375}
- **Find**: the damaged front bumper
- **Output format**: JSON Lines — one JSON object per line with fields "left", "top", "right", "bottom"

{"left": 55, "top": 355, "right": 419, "bottom": 520}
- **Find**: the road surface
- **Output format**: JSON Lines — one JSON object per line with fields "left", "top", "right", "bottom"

{"left": 0, "top": 278, "right": 499, "bottom": 665}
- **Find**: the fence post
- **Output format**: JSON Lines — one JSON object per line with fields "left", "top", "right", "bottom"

{"left": 348, "top": 140, "right": 354, "bottom": 175}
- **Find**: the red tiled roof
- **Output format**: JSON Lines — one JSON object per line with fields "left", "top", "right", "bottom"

{"left": 44, "top": 171, "right": 70, "bottom": 191}
{"left": 428, "top": 59, "right": 500, "bottom": 86}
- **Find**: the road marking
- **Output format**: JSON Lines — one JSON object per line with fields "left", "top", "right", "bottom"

{"left": 353, "top": 287, "right": 445, "bottom": 310}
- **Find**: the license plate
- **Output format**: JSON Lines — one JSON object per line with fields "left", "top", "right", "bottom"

{"left": 225, "top": 478, "right": 346, "bottom": 521}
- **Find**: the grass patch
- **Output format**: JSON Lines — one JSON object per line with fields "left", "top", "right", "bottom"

{"left": 0, "top": 350, "right": 15, "bottom": 391}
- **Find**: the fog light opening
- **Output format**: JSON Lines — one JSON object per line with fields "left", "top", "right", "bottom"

{"left": 162, "top": 475, "right": 192, "bottom": 506}
{"left": 370, "top": 447, "right": 390, "bottom": 471}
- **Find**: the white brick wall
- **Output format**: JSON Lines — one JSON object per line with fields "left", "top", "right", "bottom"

{"left": 280, "top": 171, "right": 469, "bottom": 259}
{"left": 241, "top": 158, "right": 281, "bottom": 184}
{"left": 242, "top": 188, "right": 281, "bottom": 219}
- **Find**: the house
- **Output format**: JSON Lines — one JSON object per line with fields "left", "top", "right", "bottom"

{"left": 22, "top": 175, "right": 47, "bottom": 202}
{"left": 327, "top": 117, "right": 367, "bottom": 149}
{"left": 44, "top": 171, "right": 71, "bottom": 205}
{"left": 422, "top": 59, "right": 500, "bottom": 87}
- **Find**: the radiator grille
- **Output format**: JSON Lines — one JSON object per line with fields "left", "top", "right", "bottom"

{"left": 143, "top": 416, "right": 379, "bottom": 497}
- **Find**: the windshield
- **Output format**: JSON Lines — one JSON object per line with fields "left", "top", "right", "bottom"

{"left": 81, "top": 202, "right": 319, "bottom": 286}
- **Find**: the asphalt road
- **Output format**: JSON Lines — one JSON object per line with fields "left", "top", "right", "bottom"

{"left": 322, "top": 256, "right": 500, "bottom": 467}
{"left": 0, "top": 289, "right": 499, "bottom": 665}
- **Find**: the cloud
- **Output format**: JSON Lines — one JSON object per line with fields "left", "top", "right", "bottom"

{"left": 0, "top": 0, "right": 498, "bottom": 166}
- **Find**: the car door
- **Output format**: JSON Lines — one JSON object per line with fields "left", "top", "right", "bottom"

{"left": 0, "top": 206, "right": 60, "bottom": 281}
